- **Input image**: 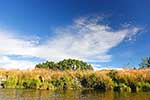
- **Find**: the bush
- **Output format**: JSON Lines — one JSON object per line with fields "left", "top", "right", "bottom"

{"left": 51, "top": 76, "right": 72, "bottom": 89}
{"left": 114, "top": 83, "right": 131, "bottom": 92}
{"left": 22, "top": 79, "right": 42, "bottom": 89}
{"left": 137, "top": 82, "right": 150, "bottom": 92}
{"left": 80, "top": 73, "right": 113, "bottom": 90}
{"left": 4, "top": 76, "right": 17, "bottom": 88}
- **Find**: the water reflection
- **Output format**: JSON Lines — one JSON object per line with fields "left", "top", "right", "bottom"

{"left": 0, "top": 89, "right": 150, "bottom": 100}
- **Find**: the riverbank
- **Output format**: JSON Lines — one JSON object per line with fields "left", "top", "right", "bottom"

{"left": 0, "top": 68, "right": 150, "bottom": 92}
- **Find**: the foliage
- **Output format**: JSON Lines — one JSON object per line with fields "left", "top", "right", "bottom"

{"left": 137, "top": 82, "right": 150, "bottom": 92}
{"left": 0, "top": 68, "right": 150, "bottom": 92}
{"left": 114, "top": 83, "right": 131, "bottom": 92}
{"left": 35, "top": 59, "right": 93, "bottom": 71}
{"left": 139, "top": 57, "right": 150, "bottom": 68}
{"left": 4, "top": 76, "right": 17, "bottom": 88}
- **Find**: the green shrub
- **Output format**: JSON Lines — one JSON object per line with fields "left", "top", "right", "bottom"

{"left": 137, "top": 82, "right": 150, "bottom": 92}
{"left": 51, "top": 76, "right": 72, "bottom": 89}
{"left": 80, "top": 73, "right": 113, "bottom": 90}
{"left": 29, "top": 79, "right": 42, "bottom": 89}
{"left": 22, "top": 79, "right": 42, "bottom": 89}
{"left": 114, "top": 83, "right": 131, "bottom": 92}
{"left": 4, "top": 77, "right": 17, "bottom": 88}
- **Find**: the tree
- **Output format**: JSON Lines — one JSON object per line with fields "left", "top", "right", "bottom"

{"left": 139, "top": 57, "right": 150, "bottom": 69}
{"left": 35, "top": 59, "right": 93, "bottom": 71}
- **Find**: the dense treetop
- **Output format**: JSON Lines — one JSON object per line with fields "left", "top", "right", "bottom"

{"left": 35, "top": 59, "right": 93, "bottom": 71}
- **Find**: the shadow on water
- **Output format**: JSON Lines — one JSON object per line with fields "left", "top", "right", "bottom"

{"left": 0, "top": 89, "right": 150, "bottom": 100}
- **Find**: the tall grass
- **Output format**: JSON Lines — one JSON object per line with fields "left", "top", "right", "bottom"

{"left": 0, "top": 68, "right": 150, "bottom": 92}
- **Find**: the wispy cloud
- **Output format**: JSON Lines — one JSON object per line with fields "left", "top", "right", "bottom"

{"left": 0, "top": 16, "right": 140, "bottom": 69}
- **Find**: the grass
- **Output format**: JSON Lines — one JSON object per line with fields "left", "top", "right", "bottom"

{"left": 0, "top": 68, "right": 150, "bottom": 92}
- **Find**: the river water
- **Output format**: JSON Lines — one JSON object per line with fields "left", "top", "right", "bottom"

{"left": 0, "top": 89, "right": 149, "bottom": 100}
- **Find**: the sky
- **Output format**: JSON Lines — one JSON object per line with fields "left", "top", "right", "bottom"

{"left": 0, "top": 0, "right": 150, "bottom": 70}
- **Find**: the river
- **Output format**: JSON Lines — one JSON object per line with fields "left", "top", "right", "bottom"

{"left": 0, "top": 89, "right": 149, "bottom": 100}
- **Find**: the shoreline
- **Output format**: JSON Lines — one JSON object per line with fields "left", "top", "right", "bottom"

{"left": 0, "top": 68, "right": 150, "bottom": 92}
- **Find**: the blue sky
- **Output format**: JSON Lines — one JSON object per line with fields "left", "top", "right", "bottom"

{"left": 0, "top": 0, "right": 149, "bottom": 69}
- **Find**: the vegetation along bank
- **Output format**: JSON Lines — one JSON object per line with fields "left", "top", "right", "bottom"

{"left": 0, "top": 58, "right": 149, "bottom": 92}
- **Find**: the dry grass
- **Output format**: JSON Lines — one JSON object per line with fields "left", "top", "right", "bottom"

{"left": 0, "top": 68, "right": 150, "bottom": 91}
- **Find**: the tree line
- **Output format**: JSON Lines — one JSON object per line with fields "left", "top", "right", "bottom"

{"left": 35, "top": 57, "right": 150, "bottom": 71}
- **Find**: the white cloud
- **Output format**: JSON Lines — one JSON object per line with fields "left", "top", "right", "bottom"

{"left": 0, "top": 56, "right": 35, "bottom": 70}
{"left": 0, "top": 16, "right": 140, "bottom": 69}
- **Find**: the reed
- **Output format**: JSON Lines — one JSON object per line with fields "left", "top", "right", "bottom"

{"left": 0, "top": 68, "right": 149, "bottom": 92}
